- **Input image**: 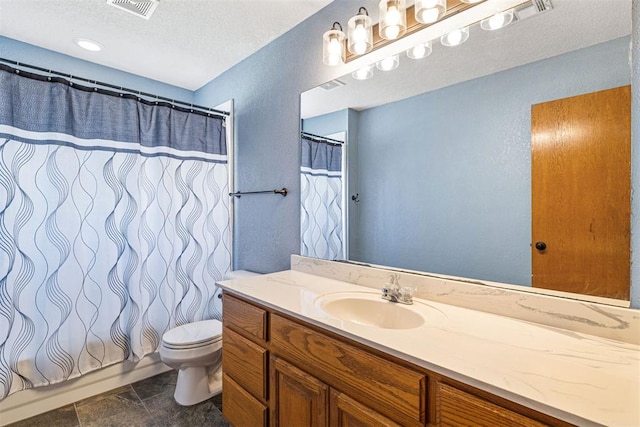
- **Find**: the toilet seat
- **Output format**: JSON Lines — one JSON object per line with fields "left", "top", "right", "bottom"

{"left": 162, "top": 319, "right": 222, "bottom": 350}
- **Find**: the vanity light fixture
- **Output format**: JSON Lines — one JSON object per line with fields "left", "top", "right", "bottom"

{"left": 415, "top": 0, "right": 446, "bottom": 24}
{"left": 323, "top": 22, "right": 346, "bottom": 66}
{"left": 460, "top": 0, "right": 483, "bottom": 3}
{"left": 440, "top": 26, "right": 469, "bottom": 47}
{"left": 376, "top": 54, "right": 400, "bottom": 71}
{"left": 480, "top": 9, "right": 514, "bottom": 30}
{"left": 407, "top": 40, "right": 433, "bottom": 59}
{"left": 74, "top": 38, "right": 102, "bottom": 52}
{"left": 348, "top": 7, "right": 373, "bottom": 55}
{"left": 379, "top": 0, "right": 407, "bottom": 40}
{"left": 352, "top": 64, "right": 375, "bottom": 80}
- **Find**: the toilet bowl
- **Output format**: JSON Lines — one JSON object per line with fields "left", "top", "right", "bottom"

{"left": 159, "top": 319, "right": 223, "bottom": 406}
{"left": 159, "top": 270, "right": 259, "bottom": 405}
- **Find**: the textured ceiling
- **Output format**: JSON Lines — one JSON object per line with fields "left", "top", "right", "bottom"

{"left": 0, "top": 0, "right": 333, "bottom": 90}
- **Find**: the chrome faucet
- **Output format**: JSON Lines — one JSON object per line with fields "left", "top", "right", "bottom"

{"left": 381, "top": 274, "right": 414, "bottom": 305}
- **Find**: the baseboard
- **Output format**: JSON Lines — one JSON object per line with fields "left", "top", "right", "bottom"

{"left": 0, "top": 353, "right": 172, "bottom": 426}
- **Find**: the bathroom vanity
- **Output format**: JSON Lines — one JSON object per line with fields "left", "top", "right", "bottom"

{"left": 217, "top": 261, "right": 640, "bottom": 427}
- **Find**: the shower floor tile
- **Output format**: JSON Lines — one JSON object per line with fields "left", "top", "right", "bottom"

{"left": 6, "top": 371, "right": 228, "bottom": 427}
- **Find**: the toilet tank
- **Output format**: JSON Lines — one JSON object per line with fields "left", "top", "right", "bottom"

{"left": 214, "top": 270, "right": 261, "bottom": 320}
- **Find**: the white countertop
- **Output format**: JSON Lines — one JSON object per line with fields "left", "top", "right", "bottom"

{"left": 217, "top": 270, "right": 640, "bottom": 427}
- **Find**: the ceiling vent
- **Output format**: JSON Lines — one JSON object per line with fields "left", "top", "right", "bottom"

{"left": 320, "top": 79, "right": 346, "bottom": 91}
{"left": 106, "top": 0, "right": 159, "bottom": 20}
{"left": 514, "top": 0, "right": 553, "bottom": 22}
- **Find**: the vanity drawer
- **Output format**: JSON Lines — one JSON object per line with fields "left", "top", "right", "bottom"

{"left": 223, "top": 293, "right": 267, "bottom": 343}
{"left": 222, "top": 327, "right": 268, "bottom": 402}
{"left": 436, "top": 382, "right": 546, "bottom": 427}
{"left": 270, "top": 313, "right": 427, "bottom": 427}
{"left": 222, "top": 373, "right": 268, "bottom": 427}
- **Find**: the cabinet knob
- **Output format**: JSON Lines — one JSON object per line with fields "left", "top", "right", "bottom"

{"left": 535, "top": 241, "right": 547, "bottom": 251}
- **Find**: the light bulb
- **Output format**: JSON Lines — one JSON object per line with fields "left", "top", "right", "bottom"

{"left": 441, "top": 27, "right": 468, "bottom": 47}
{"left": 488, "top": 13, "right": 505, "bottom": 29}
{"left": 352, "top": 65, "right": 374, "bottom": 80}
{"left": 379, "top": 0, "right": 406, "bottom": 40}
{"left": 411, "top": 45, "right": 426, "bottom": 58}
{"left": 386, "top": 6, "right": 401, "bottom": 26}
{"left": 447, "top": 30, "right": 462, "bottom": 45}
{"left": 376, "top": 55, "right": 399, "bottom": 71}
{"left": 423, "top": 0, "right": 439, "bottom": 7}
{"left": 352, "top": 24, "right": 368, "bottom": 54}
{"left": 418, "top": 8, "right": 440, "bottom": 23}
{"left": 481, "top": 10, "right": 513, "bottom": 31}
{"left": 407, "top": 40, "right": 432, "bottom": 59}
{"left": 353, "top": 24, "right": 366, "bottom": 42}
{"left": 383, "top": 6, "right": 401, "bottom": 39}
{"left": 328, "top": 38, "right": 340, "bottom": 53}
{"left": 326, "top": 38, "right": 341, "bottom": 65}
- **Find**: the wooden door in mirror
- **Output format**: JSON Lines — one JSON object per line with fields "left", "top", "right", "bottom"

{"left": 531, "top": 85, "right": 631, "bottom": 300}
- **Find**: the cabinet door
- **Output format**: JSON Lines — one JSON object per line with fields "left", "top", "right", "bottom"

{"left": 223, "top": 373, "right": 268, "bottom": 427}
{"left": 270, "top": 355, "right": 329, "bottom": 427}
{"left": 330, "top": 389, "right": 402, "bottom": 427}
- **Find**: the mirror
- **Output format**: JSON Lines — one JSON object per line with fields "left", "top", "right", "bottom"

{"left": 300, "top": 0, "right": 632, "bottom": 302}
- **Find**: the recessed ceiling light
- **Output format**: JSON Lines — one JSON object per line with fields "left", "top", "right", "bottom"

{"left": 74, "top": 38, "right": 102, "bottom": 52}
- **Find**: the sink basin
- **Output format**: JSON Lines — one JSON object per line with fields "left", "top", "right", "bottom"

{"left": 315, "top": 292, "right": 425, "bottom": 329}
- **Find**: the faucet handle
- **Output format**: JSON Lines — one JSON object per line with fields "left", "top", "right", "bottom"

{"left": 400, "top": 286, "right": 415, "bottom": 299}
{"left": 385, "top": 274, "right": 400, "bottom": 290}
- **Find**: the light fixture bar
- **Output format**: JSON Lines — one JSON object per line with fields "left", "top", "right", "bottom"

{"left": 345, "top": 0, "right": 485, "bottom": 62}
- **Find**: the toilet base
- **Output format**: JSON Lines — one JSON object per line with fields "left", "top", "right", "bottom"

{"left": 174, "top": 366, "right": 222, "bottom": 406}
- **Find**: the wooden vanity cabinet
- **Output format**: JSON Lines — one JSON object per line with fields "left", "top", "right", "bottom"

{"left": 222, "top": 294, "right": 269, "bottom": 426}
{"left": 222, "top": 292, "right": 573, "bottom": 427}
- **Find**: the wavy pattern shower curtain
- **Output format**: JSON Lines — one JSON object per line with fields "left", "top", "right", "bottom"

{"left": 300, "top": 135, "right": 343, "bottom": 260}
{"left": 0, "top": 66, "right": 231, "bottom": 399}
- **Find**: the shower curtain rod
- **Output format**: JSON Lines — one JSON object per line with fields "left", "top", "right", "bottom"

{"left": 229, "top": 188, "right": 288, "bottom": 198}
{"left": 0, "top": 57, "right": 229, "bottom": 118}
{"left": 301, "top": 131, "right": 344, "bottom": 145}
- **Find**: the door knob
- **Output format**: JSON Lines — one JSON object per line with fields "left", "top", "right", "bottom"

{"left": 535, "top": 241, "right": 547, "bottom": 251}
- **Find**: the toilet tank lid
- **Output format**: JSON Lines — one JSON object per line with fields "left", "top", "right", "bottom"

{"left": 162, "top": 319, "right": 222, "bottom": 346}
{"left": 224, "top": 270, "right": 260, "bottom": 280}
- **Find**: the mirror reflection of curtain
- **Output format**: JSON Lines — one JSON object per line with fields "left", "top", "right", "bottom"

{"left": 0, "top": 66, "right": 231, "bottom": 398}
{"left": 300, "top": 134, "right": 343, "bottom": 260}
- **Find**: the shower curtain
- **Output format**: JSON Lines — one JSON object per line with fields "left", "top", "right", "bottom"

{"left": 300, "top": 134, "right": 343, "bottom": 260}
{"left": 0, "top": 66, "right": 231, "bottom": 399}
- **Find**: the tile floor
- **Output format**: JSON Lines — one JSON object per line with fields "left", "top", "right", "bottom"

{"left": 7, "top": 371, "right": 228, "bottom": 427}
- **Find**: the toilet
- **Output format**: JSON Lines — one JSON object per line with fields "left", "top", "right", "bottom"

{"left": 159, "top": 270, "right": 259, "bottom": 405}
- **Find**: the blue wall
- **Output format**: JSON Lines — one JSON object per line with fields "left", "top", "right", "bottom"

{"left": 0, "top": 36, "right": 193, "bottom": 103}
{"left": 302, "top": 109, "right": 348, "bottom": 136}
{"left": 352, "top": 37, "right": 631, "bottom": 286}
{"left": 193, "top": 2, "right": 359, "bottom": 273}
